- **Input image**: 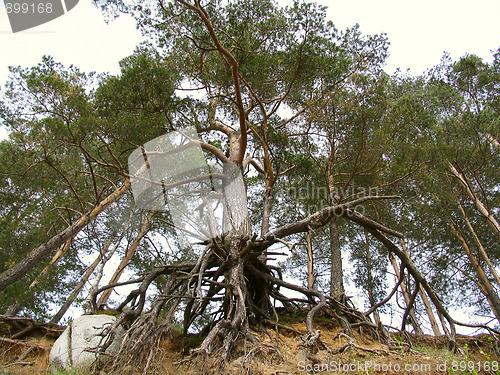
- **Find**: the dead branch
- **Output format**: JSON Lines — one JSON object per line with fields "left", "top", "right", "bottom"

{"left": 0, "top": 337, "right": 47, "bottom": 351}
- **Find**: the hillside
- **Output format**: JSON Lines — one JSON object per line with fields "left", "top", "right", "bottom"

{"left": 1, "top": 313, "right": 499, "bottom": 375}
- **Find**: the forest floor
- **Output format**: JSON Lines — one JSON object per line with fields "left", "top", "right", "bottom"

{"left": 1, "top": 313, "right": 499, "bottom": 375}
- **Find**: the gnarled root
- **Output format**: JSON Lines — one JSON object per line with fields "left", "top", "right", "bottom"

{"left": 89, "top": 235, "right": 384, "bottom": 374}
{"left": 99, "top": 300, "right": 169, "bottom": 374}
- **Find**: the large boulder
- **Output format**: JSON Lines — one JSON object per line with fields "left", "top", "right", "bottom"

{"left": 49, "top": 314, "right": 124, "bottom": 371}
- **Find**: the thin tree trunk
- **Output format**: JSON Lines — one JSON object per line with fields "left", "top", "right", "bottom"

{"left": 328, "top": 173, "right": 344, "bottom": 299}
{"left": 306, "top": 230, "right": 315, "bottom": 290}
{"left": 329, "top": 217, "right": 344, "bottom": 299}
{"left": 364, "top": 231, "right": 381, "bottom": 325}
{"left": 398, "top": 240, "right": 441, "bottom": 336}
{"left": 30, "top": 239, "right": 72, "bottom": 289}
{"left": 261, "top": 186, "right": 273, "bottom": 237}
{"left": 97, "top": 210, "right": 155, "bottom": 308}
{"left": 4, "top": 239, "right": 74, "bottom": 317}
{"left": 51, "top": 236, "right": 114, "bottom": 324}
{"left": 419, "top": 284, "right": 441, "bottom": 336}
{"left": 457, "top": 199, "right": 500, "bottom": 287}
{"left": 437, "top": 311, "right": 451, "bottom": 337}
{"left": 352, "top": 221, "right": 457, "bottom": 347}
{"left": 388, "top": 251, "right": 423, "bottom": 334}
{"left": 448, "top": 162, "right": 500, "bottom": 239}
{"left": 449, "top": 222, "right": 500, "bottom": 324}
{"left": 259, "top": 185, "right": 273, "bottom": 263}
{"left": 84, "top": 237, "right": 117, "bottom": 313}
{"left": 327, "top": 169, "right": 344, "bottom": 300}
{"left": 4, "top": 303, "right": 22, "bottom": 317}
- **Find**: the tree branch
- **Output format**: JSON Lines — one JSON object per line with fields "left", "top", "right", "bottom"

{"left": 256, "top": 195, "right": 401, "bottom": 250}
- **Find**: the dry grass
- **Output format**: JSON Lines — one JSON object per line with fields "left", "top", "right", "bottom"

{"left": 1, "top": 318, "right": 500, "bottom": 375}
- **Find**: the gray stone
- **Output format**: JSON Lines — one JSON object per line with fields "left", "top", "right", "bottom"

{"left": 49, "top": 314, "right": 124, "bottom": 371}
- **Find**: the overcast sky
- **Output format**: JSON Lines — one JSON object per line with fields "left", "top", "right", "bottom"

{"left": 1, "top": 0, "right": 499, "bottom": 137}
{"left": 0, "top": 0, "right": 142, "bottom": 84}
{"left": 325, "top": 0, "right": 500, "bottom": 74}
{"left": 1, "top": 0, "right": 499, "bottom": 85}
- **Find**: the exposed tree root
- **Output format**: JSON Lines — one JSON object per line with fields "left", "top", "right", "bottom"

{"left": 326, "top": 333, "right": 389, "bottom": 355}
{"left": 87, "top": 232, "right": 380, "bottom": 373}
{"left": 238, "top": 342, "right": 283, "bottom": 375}
{"left": 93, "top": 299, "right": 170, "bottom": 374}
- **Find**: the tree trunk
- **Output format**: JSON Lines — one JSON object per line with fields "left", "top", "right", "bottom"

{"left": 419, "top": 284, "right": 441, "bottom": 336}
{"left": 222, "top": 163, "right": 251, "bottom": 235}
{"left": 4, "top": 238, "right": 74, "bottom": 317}
{"left": 329, "top": 217, "right": 344, "bottom": 299}
{"left": 449, "top": 222, "right": 500, "bottom": 324}
{"left": 350, "top": 220, "right": 457, "bottom": 348}
{"left": 259, "top": 185, "right": 273, "bottom": 263}
{"left": 51, "top": 236, "right": 115, "bottom": 324}
{"left": 97, "top": 210, "right": 155, "bottom": 308}
{"left": 364, "top": 231, "right": 381, "bottom": 325}
{"left": 398, "top": 240, "right": 441, "bottom": 336}
{"left": 182, "top": 162, "right": 257, "bottom": 363}
{"left": 260, "top": 187, "right": 272, "bottom": 237}
{"left": 328, "top": 170, "right": 344, "bottom": 300}
{"left": 30, "top": 239, "right": 72, "bottom": 289}
{"left": 306, "top": 230, "right": 315, "bottom": 290}
{"left": 457, "top": 199, "right": 500, "bottom": 287}
{"left": 4, "top": 303, "right": 22, "bottom": 317}
{"left": 437, "top": 311, "right": 451, "bottom": 337}
{"left": 448, "top": 162, "right": 500, "bottom": 239}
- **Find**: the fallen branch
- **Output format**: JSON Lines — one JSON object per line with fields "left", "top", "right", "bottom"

{"left": 2, "top": 361, "right": 35, "bottom": 367}
{"left": 0, "top": 337, "right": 47, "bottom": 351}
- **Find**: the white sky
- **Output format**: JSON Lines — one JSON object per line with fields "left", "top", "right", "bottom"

{"left": 1, "top": 0, "right": 499, "bottom": 139}
{"left": 323, "top": 0, "right": 500, "bottom": 74}
{"left": 1, "top": 0, "right": 499, "bottom": 84}
{"left": 0, "top": 0, "right": 143, "bottom": 84}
